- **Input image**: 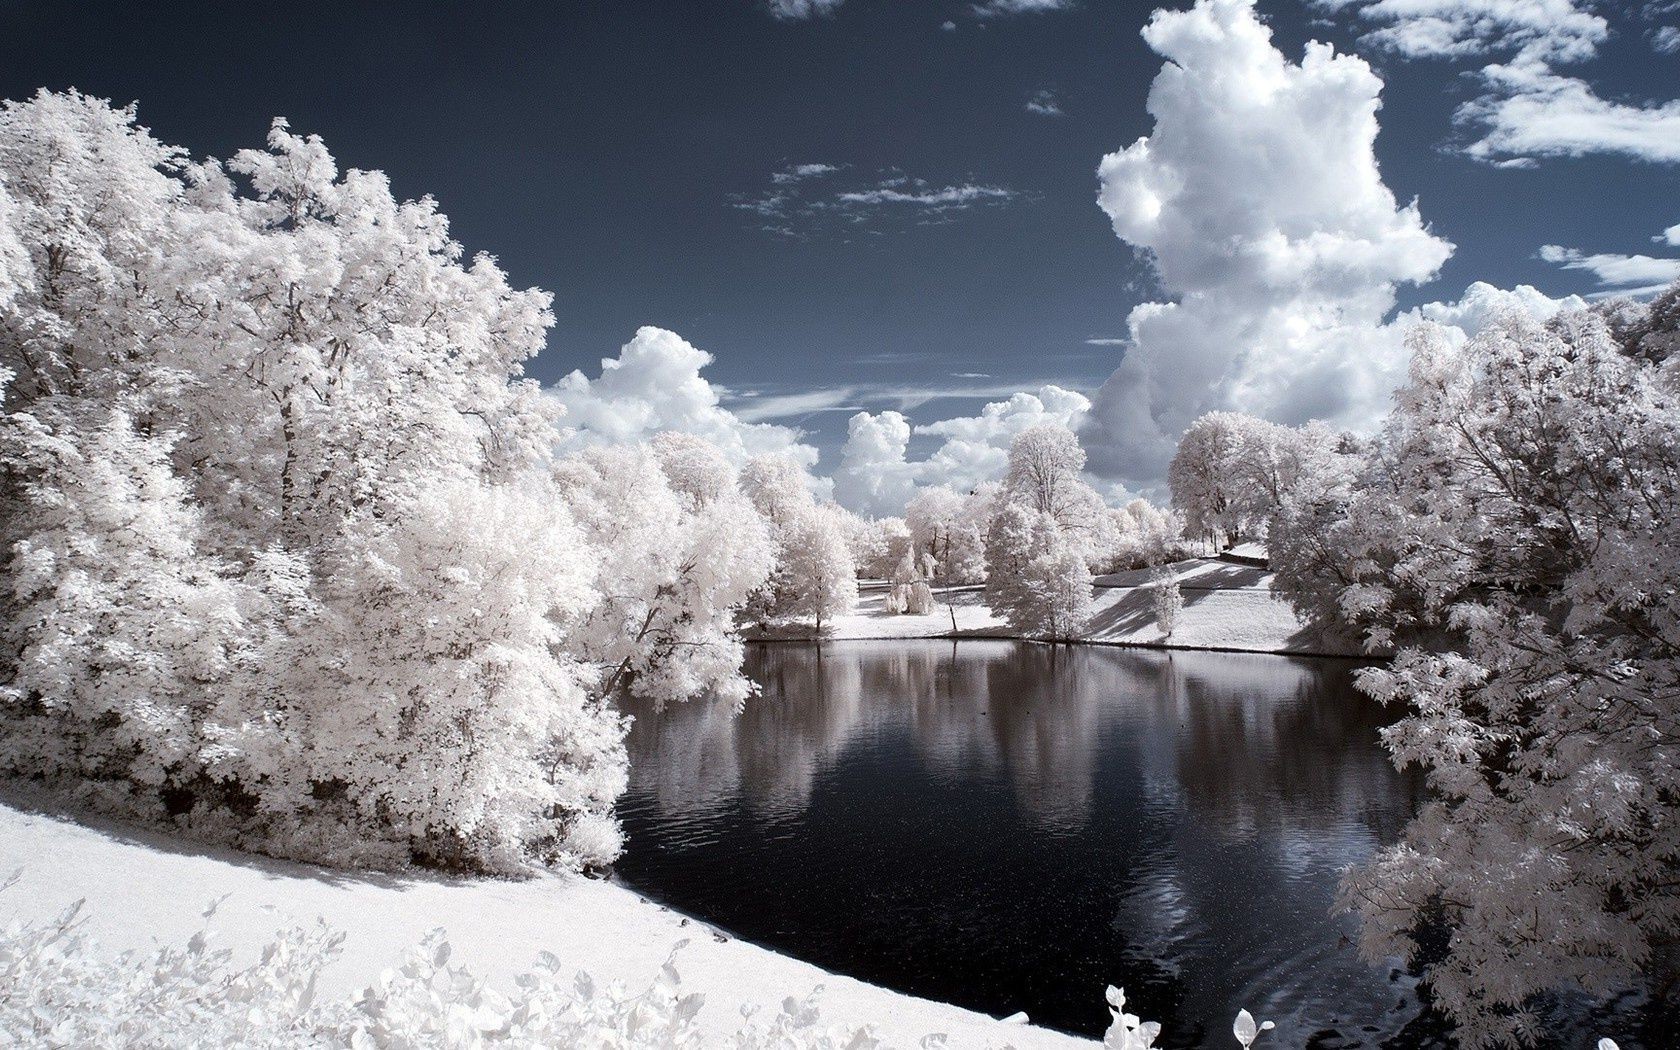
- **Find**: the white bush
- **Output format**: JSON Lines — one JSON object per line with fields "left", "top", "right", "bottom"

{"left": 0, "top": 887, "right": 1394, "bottom": 1050}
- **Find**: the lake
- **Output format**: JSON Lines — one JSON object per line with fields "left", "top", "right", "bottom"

{"left": 614, "top": 640, "right": 1439, "bottom": 1046}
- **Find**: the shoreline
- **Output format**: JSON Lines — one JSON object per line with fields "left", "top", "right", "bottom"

{"left": 746, "top": 633, "right": 1374, "bottom": 661}
{"left": 0, "top": 797, "right": 1091, "bottom": 1048}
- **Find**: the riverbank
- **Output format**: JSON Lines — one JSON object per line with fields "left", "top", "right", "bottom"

{"left": 0, "top": 796, "right": 1090, "bottom": 1048}
{"left": 747, "top": 556, "right": 1357, "bottom": 657}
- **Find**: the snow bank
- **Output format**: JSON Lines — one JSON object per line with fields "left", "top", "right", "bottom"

{"left": 0, "top": 798, "right": 1089, "bottom": 1048}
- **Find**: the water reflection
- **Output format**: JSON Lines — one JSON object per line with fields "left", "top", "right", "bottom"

{"left": 616, "top": 641, "right": 1425, "bottom": 1046}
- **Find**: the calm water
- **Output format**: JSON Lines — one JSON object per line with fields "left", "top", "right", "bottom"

{"left": 616, "top": 640, "right": 1435, "bottom": 1046}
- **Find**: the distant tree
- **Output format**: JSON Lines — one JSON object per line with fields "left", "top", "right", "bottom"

{"left": 906, "top": 485, "right": 988, "bottom": 584}
{"left": 779, "top": 504, "right": 859, "bottom": 634}
{"left": 1167, "top": 411, "right": 1251, "bottom": 547}
{"left": 1150, "top": 565, "right": 1183, "bottom": 638}
{"left": 985, "top": 502, "right": 1092, "bottom": 640}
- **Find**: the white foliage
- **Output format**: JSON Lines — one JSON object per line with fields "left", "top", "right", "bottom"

{"left": 1260, "top": 296, "right": 1680, "bottom": 1046}
{"left": 0, "top": 91, "right": 629, "bottom": 872}
{"left": 1149, "top": 567, "right": 1182, "bottom": 638}
{"left": 556, "top": 440, "right": 773, "bottom": 712}
{"left": 2, "top": 889, "right": 1367, "bottom": 1050}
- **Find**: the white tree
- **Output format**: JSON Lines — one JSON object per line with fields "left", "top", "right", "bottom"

{"left": 1167, "top": 411, "right": 1251, "bottom": 548}
{"left": 555, "top": 440, "right": 772, "bottom": 712}
{"left": 0, "top": 91, "right": 624, "bottom": 872}
{"left": 779, "top": 503, "right": 858, "bottom": 634}
{"left": 906, "top": 484, "right": 990, "bottom": 585}
{"left": 886, "top": 548, "right": 934, "bottom": 615}
{"left": 985, "top": 502, "right": 1092, "bottom": 640}
{"left": 1150, "top": 565, "right": 1182, "bottom": 638}
{"left": 1272, "top": 310, "right": 1680, "bottom": 1045}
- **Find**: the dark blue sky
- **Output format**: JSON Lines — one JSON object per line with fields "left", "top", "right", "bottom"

{"left": 5, "top": 0, "right": 1676, "bottom": 467}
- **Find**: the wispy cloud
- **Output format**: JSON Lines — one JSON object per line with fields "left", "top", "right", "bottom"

{"left": 731, "top": 167, "right": 1024, "bottom": 238}
{"left": 1025, "top": 89, "right": 1063, "bottom": 117}
{"left": 835, "top": 183, "right": 1015, "bottom": 207}
{"left": 1540, "top": 237, "right": 1680, "bottom": 298}
{"left": 972, "top": 0, "right": 1074, "bottom": 18}
{"left": 1318, "top": 0, "right": 1680, "bottom": 165}
{"left": 765, "top": 0, "right": 843, "bottom": 21}
{"left": 725, "top": 377, "right": 1087, "bottom": 420}
{"left": 1084, "top": 337, "right": 1127, "bottom": 346}
{"left": 771, "top": 162, "right": 840, "bottom": 184}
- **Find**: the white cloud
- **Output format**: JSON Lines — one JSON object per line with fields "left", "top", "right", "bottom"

{"left": 1320, "top": 0, "right": 1680, "bottom": 164}
{"left": 1402, "top": 280, "right": 1587, "bottom": 334}
{"left": 1082, "top": 0, "right": 1452, "bottom": 486}
{"left": 1084, "top": 337, "right": 1126, "bottom": 345}
{"left": 1655, "top": 25, "right": 1680, "bottom": 53}
{"left": 551, "top": 326, "right": 821, "bottom": 473}
{"left": 1662, "top": 222, "right": 1680, "bottom": 247}
{"left": 731, "top": 169, "right": 1021, "bottom": 237}
{"left": 833, "top": 386, "right": 1090, "bottom": 515}
{"left": 771, "top": 163, "right": 839, "bottom": 184}
{"left": 972, "top": 0, "right": 1073, "bottom": 16}
{"left": 1026, "top": 90, "right": 1064, "bottom": 116}
{"left": 767, "top": 0, "right": 843, "bottom": 20}
{"left": 1315, "top": 0, "right": 1606, "bottom": 63}
{"left": 1460, "top": 62, "right": 1680, "bottom": 164}
{"left": 835, "top": 183, "right": 1016, "bottom": 207}
{"left": 941, "top": 19, "right": 958, "bottom": 30}
{"left": 1539, "top": 241, "right": 1680, "bottom": 297}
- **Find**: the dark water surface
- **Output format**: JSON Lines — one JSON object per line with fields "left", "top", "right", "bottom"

{"left": 616, "top": 640, "right": 1435, "bottom": 1047}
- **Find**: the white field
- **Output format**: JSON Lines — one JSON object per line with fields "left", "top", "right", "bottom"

{"left": 0, "top": 798, "right": 1090, "bottom": 1049}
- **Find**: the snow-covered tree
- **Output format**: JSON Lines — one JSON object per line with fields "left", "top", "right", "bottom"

{"left": 1167, "top": 411, "right": 1251, "bottom": 547}
{"left": 984, "top": 501, "right": 1093, "bottom": 640}
{"left": 886, "top": 549, "right": 934, "bottom": 615}
{"left": 1150, "top": 566, "right": 1182, "bottom": 638}
{"left": 1169, "top": 411, "right": 1352, "bottom": 554}
{"left": 839, "top": 511, "right": 908, "bottom": 581}
{"left": 905, "top": 484, "right": 990, "bottom": 585}
{"left": 737, "top": 454, "right": 857, "bottom": 629}
{"left": 1270, "top": 310, "right": 1680, "bottom": 1045}
{"left": 0, "top": 91, "right": 625, "bottom": 872}
{"left": 778, "top": 503, "right": 858, "bottom": 634}
{"left": 555, "top": 440, "right": 772, "bottom": 712}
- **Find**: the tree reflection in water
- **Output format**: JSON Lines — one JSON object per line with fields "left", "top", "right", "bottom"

{"left": 616, "top": 640, "right": 1428, "bottom": 1046}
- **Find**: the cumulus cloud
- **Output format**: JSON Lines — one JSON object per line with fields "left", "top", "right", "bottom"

{"left": 1026, "top": 90, "right": 1063, "bottom": 116}
{"left": 833, "top": 386, "right": 1089, "bottom": 515}
{"left": 1401, "top": 280, "right": 1587, "bottom": 334}
{"left": 1662, "top": 222, "right": 1680, "bottom": 248}
{"left": 1081, "top": 0, "right": 1453, "bottom": 486}
{"left": 1320, "top": 0, "right": 1680, "bottom": 164}
{"left": 551, "top": 326, "right": 822, "bottom": 474}
{"left": 766, "top": 0, "right": 843, "bottom": 20}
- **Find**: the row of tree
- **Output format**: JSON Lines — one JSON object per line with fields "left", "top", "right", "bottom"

{"left": 0, "top": 92, "right": 867, "bottom": 874}
{"left": 1164, "top": 287, "right": 1680, "bottom": 1047}
{"left": 0, "top": 91, "right": 1172, "bottom": 875}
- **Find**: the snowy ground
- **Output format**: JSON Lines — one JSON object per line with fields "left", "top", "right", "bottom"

{"left": 0, "top": 796, "right": 1090, "bottom": 1048}
{"left": 752, "top": 557, "right": 1355, "bottom": 657}
{"left": 749, "top": 584, "right": 1011, "bottom": 642}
